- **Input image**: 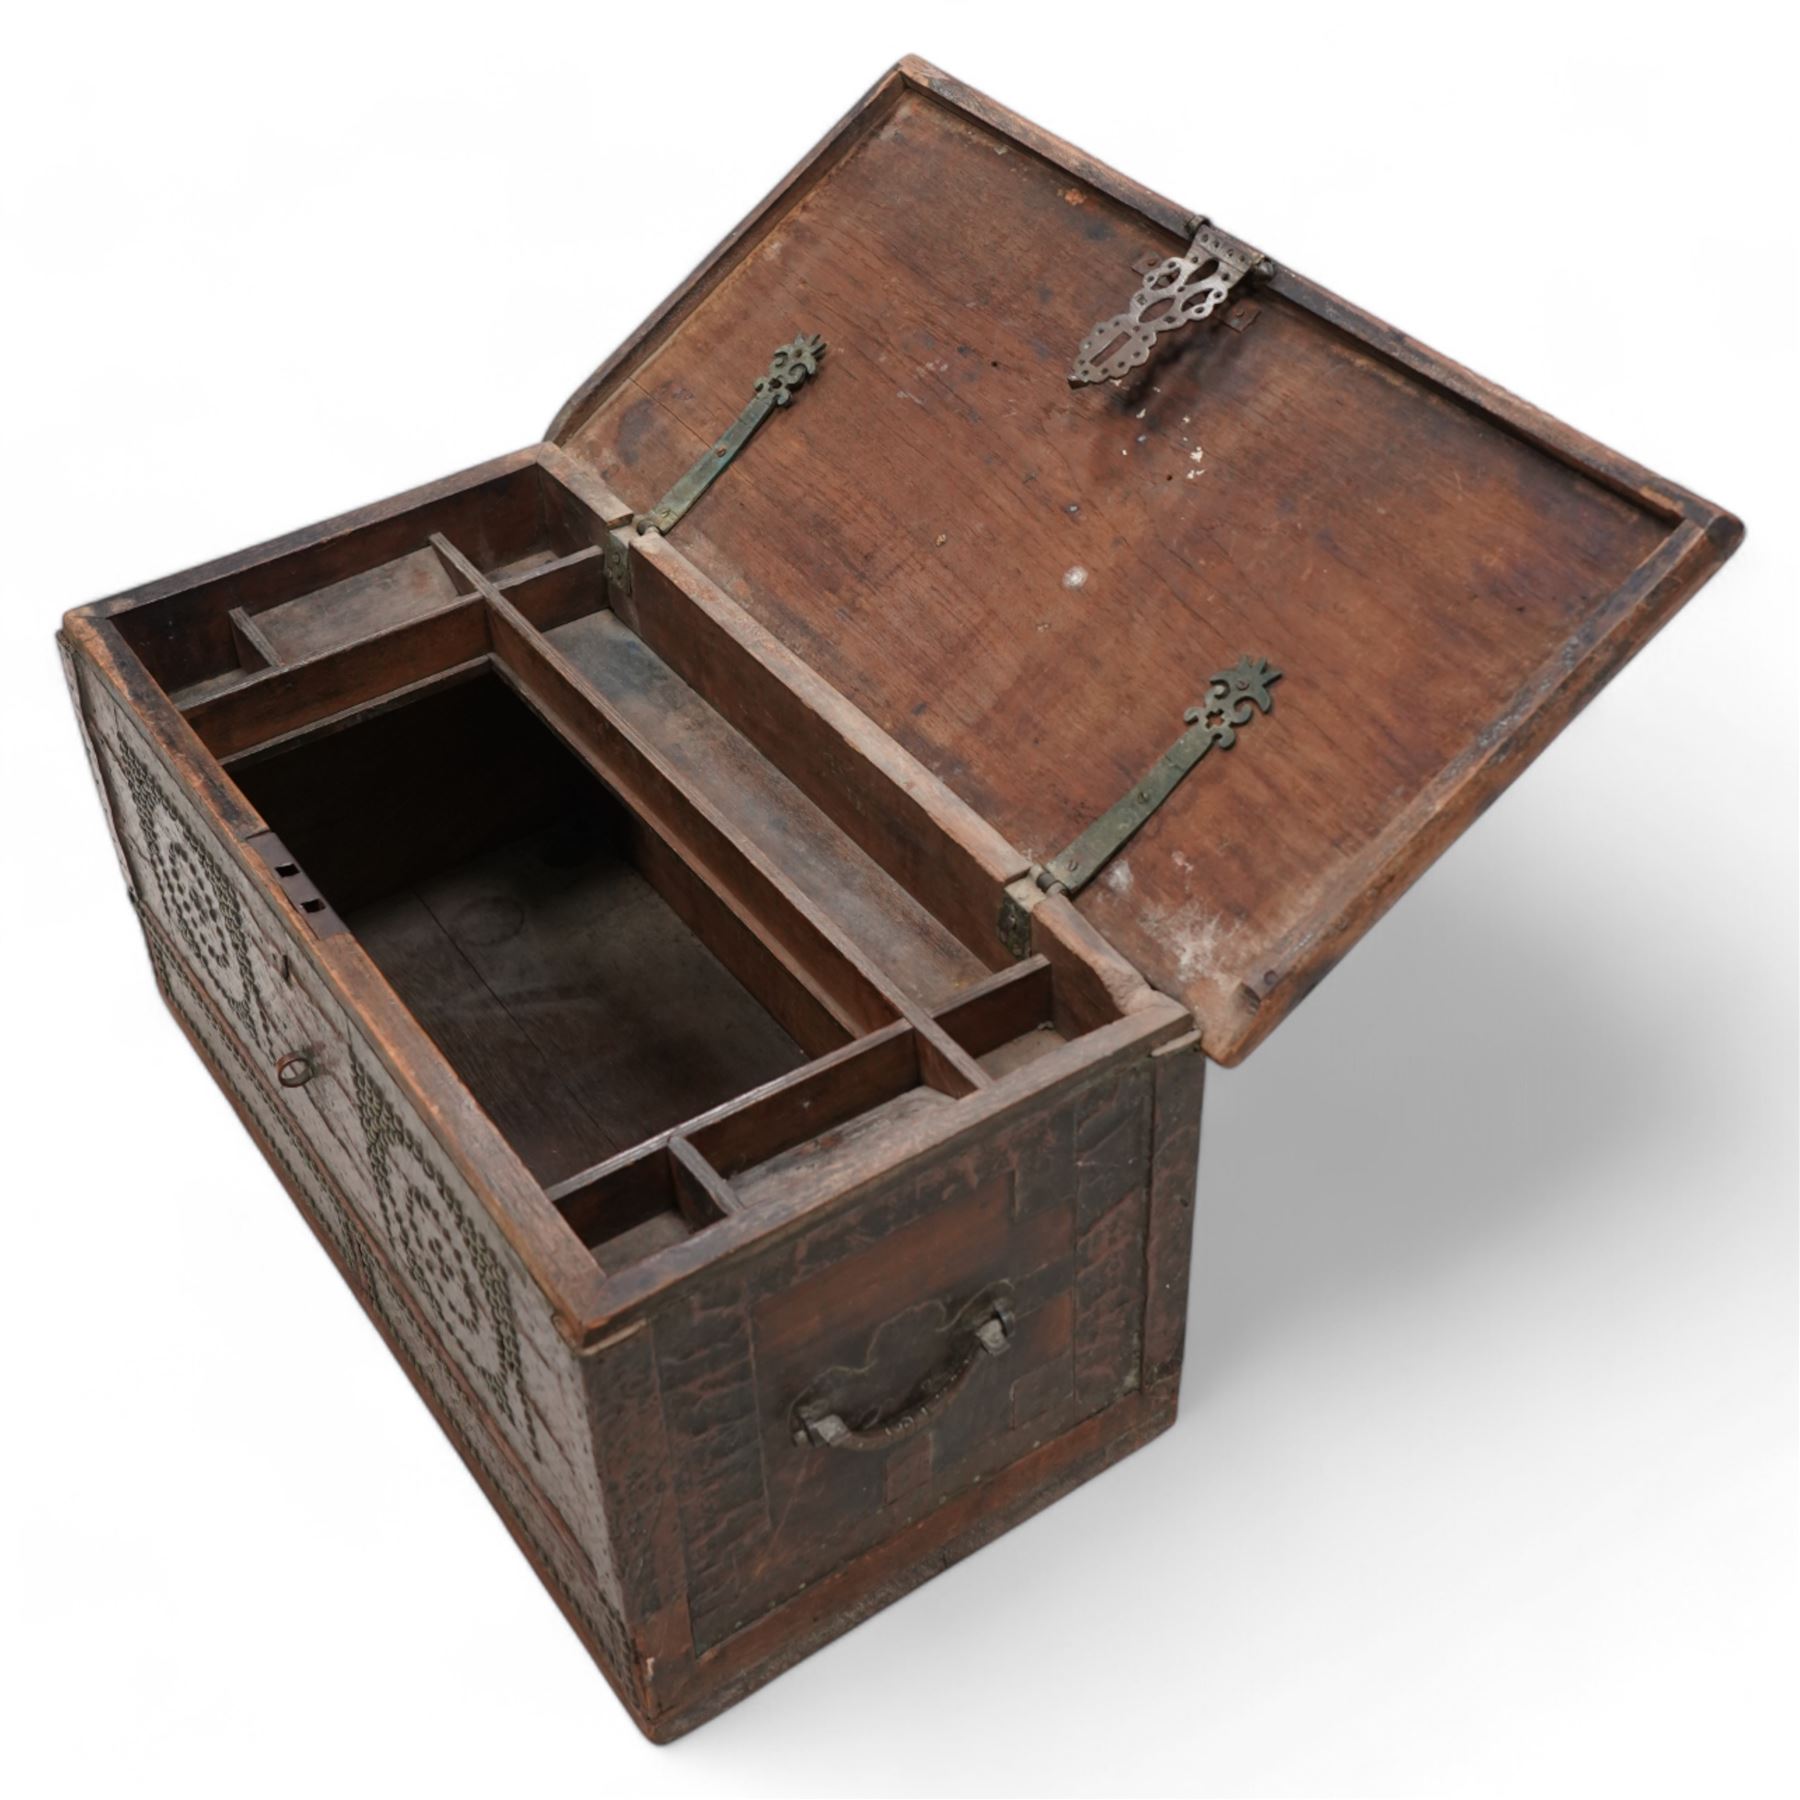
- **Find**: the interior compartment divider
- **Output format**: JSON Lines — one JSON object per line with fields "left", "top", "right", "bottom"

{"left": 619, "top": 807, "right": 856, "bottom": 1056}
{"left": 684, "top": 1021, "right": 924, "bottom": 1178}
{"left": 477, "top": 585, "right": 1002, "bottom": 1103}
{"left": 547, "top": 1138, "right": 686, "bottom": 1259}
{"left": 227, "top": 605, "right": 278, "bottom": 673}
{"left": 218, "top": 657, "right": 491, "bottom": 771}
{"left": 484, "top": 595, "right": 898, "bottom": 1040}
{"left": 912, "top": 1020, "right": 988, "bottom": 1097}
{"left": 930, "top": 956, "right": 1055, "bottom": 1054}
{"left": 546, "top": 1020, "right": 919, "bottom": 1211}
{"left": 208, "top": 540, "right": 606, "bottom": 767}
{"left": 181, "top": 592, "right": 491, "bottom": 759}
{"left": 467, "top": 562, "right": 904, "bottom": 1000}
{"left": 538, "top": 606, "right": 990, "bottom": 1012}
{"left": 667, "top": 1135, "right": 743, "bottom": 1220}
{"left": 492, "top": 544, "right": 609, "bottom": 632}
{"left": 615, "top": 530, "right": 1030, "bottom": 961}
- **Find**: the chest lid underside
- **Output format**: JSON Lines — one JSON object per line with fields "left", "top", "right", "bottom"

{"left": 549, "top": 58, "right": 1740, "bottom": 1065}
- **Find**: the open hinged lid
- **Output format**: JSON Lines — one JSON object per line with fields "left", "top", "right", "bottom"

{"left": 548, "top": 59, "right": 1741, "bottom": 1065}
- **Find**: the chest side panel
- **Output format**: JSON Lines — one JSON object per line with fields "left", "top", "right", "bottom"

{"left": 649, "top": 1055, "right": 1158, "bottom": 1655}
{"left": 77, "top": 663, "right": 616, "bottom": 1588}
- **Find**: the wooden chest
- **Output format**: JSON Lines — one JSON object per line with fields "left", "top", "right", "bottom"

{"left": 58, "top": 59, "right": 1741, "bottom": 1741}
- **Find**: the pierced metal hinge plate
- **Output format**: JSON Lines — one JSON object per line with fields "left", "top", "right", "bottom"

{"left": 635, "top": 332, "right": 826, "bottom": 536}
{"left": 999, "top": 655, "right": 1282, "bottom": 957}
{"left": 1069, "top": 219, "right": 1272, "bottom": 388}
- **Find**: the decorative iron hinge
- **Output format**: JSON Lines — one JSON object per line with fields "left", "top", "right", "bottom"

{"left": 1069, "top": 219, "right": 1272, "bottom": 388}
{"left": 998, "top": 655, "right": 1281, "bottom": 957}
{"left": 635, "top": 332, "right": 826, "bottom": 535}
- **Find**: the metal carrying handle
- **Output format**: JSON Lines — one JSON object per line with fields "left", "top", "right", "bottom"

{"left": 790, "top": 1291, "right": 1015, "bottom": 1452}
{"left": 275, "top": 1052, "right": 315, "bottom": 1089}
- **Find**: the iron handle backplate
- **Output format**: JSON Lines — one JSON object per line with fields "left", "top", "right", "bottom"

{"left": 790, "top": 1289, "right": 1015, "bottom": 1453}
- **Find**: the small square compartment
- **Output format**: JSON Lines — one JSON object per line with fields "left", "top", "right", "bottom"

{"left": 113, "top": 459, "right": 614, "bottom": 710}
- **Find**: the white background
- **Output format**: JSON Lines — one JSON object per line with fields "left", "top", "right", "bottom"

{"left": 3, "top": 4, "right": 1794, "bottom": 1796}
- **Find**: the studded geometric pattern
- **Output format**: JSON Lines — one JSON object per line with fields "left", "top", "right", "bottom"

{"left": 350, "top": 1048, "right": 541, "bottom": 1460}
{"left": 146, "top": 927, "right": 385, "bottom": 1308}
{"left": 112, "top": 726, "right": 273, "bottom": 1054}
{"left": 144, "top": 923, "right": 626, "bottom": 1671}
{"left": 93, "top": 694, "right": 565, "bottom": 1488}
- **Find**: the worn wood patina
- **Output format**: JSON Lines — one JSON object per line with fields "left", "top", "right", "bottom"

{"left": 59, "top": 57, "right": 1740, "bottom": 1741}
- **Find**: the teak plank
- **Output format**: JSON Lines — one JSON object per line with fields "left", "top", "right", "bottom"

{"left": 621, "top": 816, "right": 857, "bottom": 1059}
{"left": 544, "top": 608, "right": 989, "bottom": 1010}
{"left": 348, "top": 822, "right": 813, "bottom": 1176}
{"left": 483, "top": 599, "right": 903, "bottom": 1040}
{"left": 619, "top": 536, "right": 1027, "bottom": 964}
{"left": 251, "top": 545, "right": 465, "bottom": 665}
{"left": 685, "top": 1019, "right": 922, "bottom": 1177}
{"left": 349, "top": 886, "right": 623, "bottom": 1188}
{"left": 934, "top": 957, "right": 1064, "bottom": 1077}
{"left": 181, "top": 594, "right": 490, "bottom": 760}
{"left": 727, "top": 1087, "right": 954, "bottom": 1214}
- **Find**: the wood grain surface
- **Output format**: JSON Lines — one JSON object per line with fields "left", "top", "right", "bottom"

{"left": 54, "top": 53, "right": 1741, "bottom": 1742}
{"left": 556, "top": 64, "right": 1739, "bottom": 1061}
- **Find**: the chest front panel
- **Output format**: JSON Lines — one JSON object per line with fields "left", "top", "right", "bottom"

{"left": 80, "top": 666, "right": 614, "bottom": 1583}
{"left": 139, "top": 920, "right": 637, "bottom": 1685}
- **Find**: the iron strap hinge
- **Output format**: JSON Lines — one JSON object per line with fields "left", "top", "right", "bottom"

{"left": 1069, "top": 218, "right": 1272, "bottom": 388}
{"left": 999, "top": 655, "right": 1282, "bottom": 957}
{"left": 634, "top": 332, "right": 826, "bottom": 536}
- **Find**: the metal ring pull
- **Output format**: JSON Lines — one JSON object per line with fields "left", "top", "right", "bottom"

{"left": 275, "top": 1052, "right": 315, "bottom": 1089}
{"left": 790, "top": 1289, "right": 1015, "bottom": 1452}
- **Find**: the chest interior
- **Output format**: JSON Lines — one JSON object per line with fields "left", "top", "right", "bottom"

{"left": 109, "top": 462, "right": 1148, "bottom": 1277}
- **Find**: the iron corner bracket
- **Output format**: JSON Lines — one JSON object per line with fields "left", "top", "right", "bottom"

{"left": 601, "top": 528, "right": 633, "bottom": 605}
{"left": 997, "top": 877, "right": 1039, "bottom": 962}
